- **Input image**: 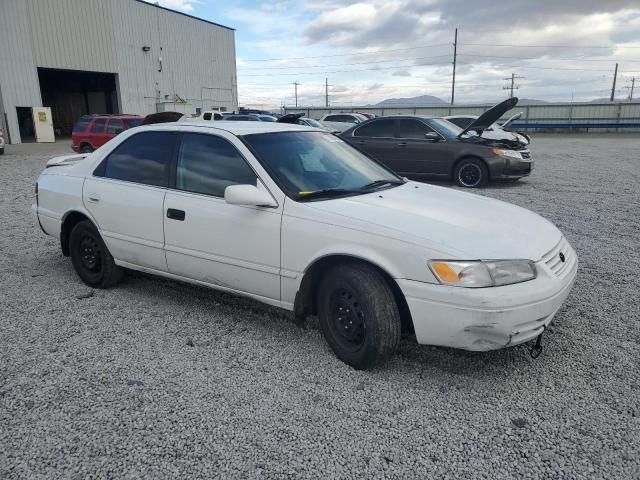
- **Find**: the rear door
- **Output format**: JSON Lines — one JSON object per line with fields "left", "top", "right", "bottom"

{"left": 163, "top": 132, "right": 281, "bottom": 301}
{"left": 84, "top": 130, "right": 178, "bottom": 271}
{"left": 396, "top": 119, "right": 452, "bottom": 176}
{"left": 347, "top": 118, "right": 399, "bottom": 170}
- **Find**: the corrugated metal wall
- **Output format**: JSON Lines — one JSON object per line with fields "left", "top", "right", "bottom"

{"left": 0, "top": 0, "right": 236, "bottom": 144}
{"left": 285, "top": 102, "right": 640, "bottom": 130}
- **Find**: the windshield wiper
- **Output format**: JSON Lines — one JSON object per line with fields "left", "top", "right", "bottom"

{"left": 360, "top": 179, "right": 405, "bottom": 191}
{"left": 297, "top": 188, "right": 363, "bottom": 201}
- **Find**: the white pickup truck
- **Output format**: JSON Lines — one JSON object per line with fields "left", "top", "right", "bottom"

{"left": 33, "top": 121, "right": 577, "bottom": 369}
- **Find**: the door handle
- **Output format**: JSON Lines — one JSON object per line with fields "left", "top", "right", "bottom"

{"left": 87, "top": 193, "right": 100, "bottom": 202}
{"left": 356, "top": 141, "right": 365, "bottom": 146}
{"left": 397, "top": 142, "right": 408, "bottom": 147}
{"left": 166, "top": 208, "right": 185, "bottom": 221}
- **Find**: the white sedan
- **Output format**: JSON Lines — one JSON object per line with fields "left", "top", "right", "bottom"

{"left": 33, "top": 121, "right": 577, "bottom": 369}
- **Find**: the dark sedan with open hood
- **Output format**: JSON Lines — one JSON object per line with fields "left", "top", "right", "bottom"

{"left": 340, "top": 98, "right": 532, "bottom": 188}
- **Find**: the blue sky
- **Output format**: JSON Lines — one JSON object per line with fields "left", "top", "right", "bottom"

{"left": 148, "top": 1, "right": 640, "bottom": 109}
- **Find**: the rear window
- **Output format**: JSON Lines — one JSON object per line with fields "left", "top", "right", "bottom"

{"left": 98, "top": 131, "right": 177, "bottom": 187}
{"left": 73, "top": 116, "right": 92, "bottom": 133}
{"left": 91, "top": 118, "right": 107, "bottom": 133}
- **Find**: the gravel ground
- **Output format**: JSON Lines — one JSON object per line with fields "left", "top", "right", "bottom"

{"left": 1, "top": 134, "right": 639, "bottom": 479}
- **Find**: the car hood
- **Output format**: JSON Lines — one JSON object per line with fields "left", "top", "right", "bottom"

{"left": 459, "top": 97, "right": 519, "bottom": 137}
{"left": 303, "top": 182, "right": 560, "bottom": 260}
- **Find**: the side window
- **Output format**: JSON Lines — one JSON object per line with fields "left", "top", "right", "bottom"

{"left": 101, "top": 131, "right": 176, "bottom": 187}
{"left": 91, "top": 118, "right": 106, "bottom": 133}
{"left": 107, "top": 119, "right": 124, "bottom": 135}
{"left": 354, "top": 119, "right": 395, "bottom": 138}
{"left": 176, "top": 133, "right": 257, "bottom": 197}
{"left": 325, "top": 115, "right": 339, "bottom": 122}
{"left": 397, "top": 119, "right": 434, "bottom": 139}
{"left": 203, "top": 112, "right": 212, "bottom": 121}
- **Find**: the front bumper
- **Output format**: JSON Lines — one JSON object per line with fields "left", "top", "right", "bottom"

{"left": 496, "top": 156, "right": 533, "bottom": 178}
{"left": 399, "top": 242, "right": 577, "bottom": 351}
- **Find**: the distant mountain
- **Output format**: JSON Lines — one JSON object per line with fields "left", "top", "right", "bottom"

{"left": 376, "top": 95, "right": 447, "bottom": 106}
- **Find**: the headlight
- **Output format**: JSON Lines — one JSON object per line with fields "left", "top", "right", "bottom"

{"left": 492, "top": 148, "right": 522, "bottom": 159}
{"left": 429, "top": 260, "right": 536, "bottom": 288}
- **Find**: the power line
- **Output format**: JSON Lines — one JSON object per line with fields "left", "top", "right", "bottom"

{"left": 240, "top": 43, "right": 450, "bottom": 62}
{"left": 461, "top": 43, "right": 640, "bottom": 49}
{"left": 238, "top": 54, "right": 451, "bottom": 71}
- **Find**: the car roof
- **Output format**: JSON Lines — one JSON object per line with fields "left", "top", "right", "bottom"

{"left": 171, "top": 120, "right": 318, "bottom": 135}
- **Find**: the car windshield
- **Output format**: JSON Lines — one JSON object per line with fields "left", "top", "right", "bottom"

{"left": 124, "top": 118, "right": 143, "bottom": 128}
{"left": 242, "top": 131, "right": 402, "bottom": 200}
{"left": 431, "top": 118, "right": 467, "bottom": 138}
{"left": 303, "top": 118, "right": 323, "bottom": 128}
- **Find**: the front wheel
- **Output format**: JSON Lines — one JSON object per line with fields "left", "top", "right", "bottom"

{"left": 81, "top": 144, "right": 93, "bottom": 154}
{"left": 454, "top": 158, "right": 489, "bottom": 188}
{"left": 317, "top": 262, "right": 401, "bottom": 370}
{"left": 69, "top": 220, "right": 123, "bottom": 288}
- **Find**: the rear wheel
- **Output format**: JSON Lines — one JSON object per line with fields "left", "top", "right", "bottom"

{"left": 454, "top": 158, "right": 488, "bottom": 188}
{"left": 317, "top": 262, "right": 401, "bottom": 370}
{"left": 81, "top": 144, "right": 93, "bottom": 154}
{"left": 69, "top": 220, "right": 123, "bottom": 288}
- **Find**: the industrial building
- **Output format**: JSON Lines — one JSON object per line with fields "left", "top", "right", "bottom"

{"left": 0, "top": 0, "right": 237, "bottom": 144}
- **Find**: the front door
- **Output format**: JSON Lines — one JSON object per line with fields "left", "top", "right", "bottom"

{"left": 395, "top": 119, "right": 452, "bottom": 176}
{"left": 163, "top": 132, "right": 282, "bottom": 301}
{"left": 348, "top": 118, "right": 398, "bottom": 170}
{"left": 84, "top": 130, "right": 177, "bottom": 271}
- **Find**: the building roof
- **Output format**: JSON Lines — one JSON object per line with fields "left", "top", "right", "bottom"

{"left": 133, "top": 0, "right": 235, "bottom": 31}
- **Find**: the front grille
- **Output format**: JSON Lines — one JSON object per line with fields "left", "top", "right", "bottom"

{"left": 520, "top": 150, "right": 531, "bottom": 159}
{"left": 540, "top": 236, "right": 576, "bottom": 278}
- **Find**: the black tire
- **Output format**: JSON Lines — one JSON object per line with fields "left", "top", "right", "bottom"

{"left": 317, "top": 262, "right": 401, "bottom": 370}
{"left": 69, "top": 220, "right": 123, "bottom": 288}
{"left": 454, "top": 157, "right": 489, "bottom": 188}
{"left": 81, "top": 144, "right": 93, "bottom": 154}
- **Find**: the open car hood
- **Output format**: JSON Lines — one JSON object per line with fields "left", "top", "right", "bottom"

{"left": 277, "top": 113, "right": 305, "bottom": 124}
{"left": 459, "top": 97, "right": 518, "bottom": 137}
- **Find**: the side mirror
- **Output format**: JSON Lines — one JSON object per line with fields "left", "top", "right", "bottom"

{"left": 224, "top": 184, "right": 277, "bottom": 208}
{"left": 425, "top": 132, "right": 440, "bottom": 142}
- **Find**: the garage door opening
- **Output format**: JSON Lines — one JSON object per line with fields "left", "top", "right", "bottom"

{"left": 16, "top": 107, "right": 36, "bottom": 143}
{"left": 37, "top": 68, "right": 119, "bottom": 137}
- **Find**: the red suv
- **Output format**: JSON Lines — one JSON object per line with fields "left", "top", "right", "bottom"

{"left": 72, "top": 114, "right": 143, "bottom": 153}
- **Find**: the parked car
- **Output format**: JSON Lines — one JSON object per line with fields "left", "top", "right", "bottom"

{"left": 184, "top": 111, "right": 226, "bottom": 122}
{"left": 355, "top": 111, "right": 376, "bottom": 119}
{"left": 0, "top": 127, "right": 5, "bottom": 155}
{"left": 225, "top": 114, "right": 263, "bottom": 122}
{"left": 340, "top": 98, "right": 532, "bottom": 188}
{"left": 34, "top": 120, "right": 576, "bottom": 369}
{"left": 277, "top": 113, "right": 339, "bottom": 133}
{"left": 445, "top": 112, "right": 530, "bottom": 145}
{"left": 319, "top": 113, "right": 368, "bottom": 132}
{"left": 72, "top": 114, "right": 143, "bottom": 153}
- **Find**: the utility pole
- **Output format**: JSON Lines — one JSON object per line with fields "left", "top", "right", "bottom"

{"left": 451, "top": 28, "right": 457, "bottom": 105}
{"left": 610, "top": 63, "right": 618, "bottom": 102}
{"left": 503, "top": 73, "right": 521, "bottom": 98}
{"left": 293, "top": 81, "right": 300, "bottom": 107}
{"left": 626, "top": 77, "right": 636, "bottom": 100}
{"left": 325, "top": 78, "right": 329, "bottom": 107}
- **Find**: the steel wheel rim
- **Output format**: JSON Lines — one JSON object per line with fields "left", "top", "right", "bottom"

{"left": 79, "top": 235, "right": 102, "bottom": 272}
{"left": 328, "top": 287, "right": 366, "bottom": 352}
{"left": 459, "top": 164, "right": 482, "bottom": 187}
